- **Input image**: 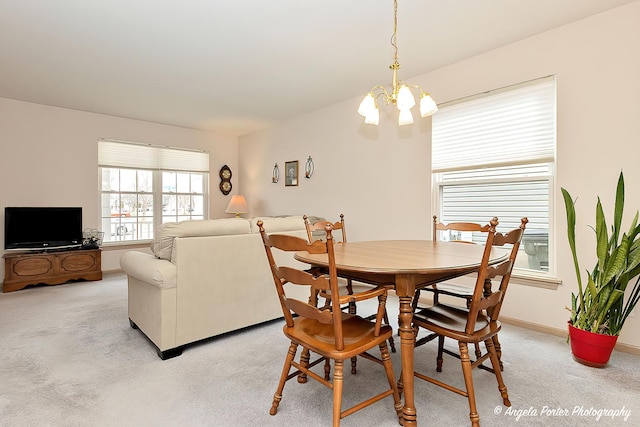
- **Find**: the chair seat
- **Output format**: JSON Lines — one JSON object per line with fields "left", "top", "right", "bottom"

{"left": 284, "top": 316, "right": 393, "bottom": 360}
{"left": 413, "top": 304, "right": 501, "bottom": 343}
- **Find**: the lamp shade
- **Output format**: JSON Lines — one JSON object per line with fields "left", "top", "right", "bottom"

{"left": 396, "top": 85, "right": 416, "bottom": 110}
{"left": 358, "top": 93, "right": 376, "bottom": 117}
{"left": 420, "top": 93, "right": 438, "bottom": 117}
{"left": 398, "top": 108, "right": 414, "bottom": 126}
{"left": 225, "top": 195, "right": 248, "bottom": 217}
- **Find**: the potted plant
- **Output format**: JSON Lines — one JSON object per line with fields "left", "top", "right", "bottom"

{"left": 561, "top": 171, "right": 640, "bottom": 367}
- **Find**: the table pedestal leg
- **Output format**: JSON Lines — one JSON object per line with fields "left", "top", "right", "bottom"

{"left": 399, "top": 294, "right": 417, "bottom": 426}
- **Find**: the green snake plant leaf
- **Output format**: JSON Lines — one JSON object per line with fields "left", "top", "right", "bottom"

{"left": 595, "top": 197, "right": 608, "bottom": 276}
{"left": 612, "top": 171, "right": 625, "bottom": 245}
{"left": 601, "top": 234, "right": 629, "bottom": 287}
{"left": 562, "top": 187, "right": 583, "bottom": 304}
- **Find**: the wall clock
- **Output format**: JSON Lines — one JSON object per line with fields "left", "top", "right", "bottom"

{"left": 219, "top": 165, "right": 232, "bottom": 195}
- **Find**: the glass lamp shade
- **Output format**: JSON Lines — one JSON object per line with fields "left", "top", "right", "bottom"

{"left": 358, "top": 93, "right": 376, "bottom": 117}
{"left": 398, "top": 108, "right": 414, "bottom": 126}
{"left": 225, "top": 195, "right": 248, "bottom": 217}
{"left": 420, "top": 93, "right": 438, "bottom": 117}
{"left": 396, "top": 85, "right": 416, "bottom": 110}
{"left": 364, "top": 107, "right": 380, "bottom": 125}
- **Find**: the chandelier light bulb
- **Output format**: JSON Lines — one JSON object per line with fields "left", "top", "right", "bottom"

{"left": 419, "top": 93, "right": 438, "bottom": 117}
{"left": 364, "top": 107, "right": 380, "bottom": 125}
{"left": 398, "top": 108, "right": 414, "bottom": 126}
{"left": 396, "top": 85, "right": 416, "bottom": 110}
{"left": 358, "top": 93, "right": 376, "bottom": 117}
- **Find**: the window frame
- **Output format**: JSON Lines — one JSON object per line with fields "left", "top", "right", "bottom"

{"left": 98, "top": 140, "right": 209, "bottom": 246}
{"left": 431, "top": 77, "right": 557, "bottom": 280}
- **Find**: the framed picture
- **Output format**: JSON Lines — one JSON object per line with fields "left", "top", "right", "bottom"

{"left": 285, "top": 160, "right": 298, "bottom": 186}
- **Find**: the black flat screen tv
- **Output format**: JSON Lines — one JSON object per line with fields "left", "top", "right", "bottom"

{"left": 4, "top": 207, "right": 83, "bottom": 250}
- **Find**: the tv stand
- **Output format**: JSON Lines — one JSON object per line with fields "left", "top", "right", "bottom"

{"left": 3, "top": 248, "right": 102, "bottom": 292}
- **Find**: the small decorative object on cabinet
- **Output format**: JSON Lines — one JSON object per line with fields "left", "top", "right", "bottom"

{"left": 219, "top": 165, "right": 232, "bottom": 195}
{"left": 82, "top": 228, "right": 104, "bottom": 249}
{"left": 285, "top": 160, "right": 298, "bottom": 187}
{"left": 304, "top": 156, "right": 314, "bottom": 179}
{"left": 272, "top": 163, "right": 279, "bottom": 183}
{"left": 562, "top": 171, "right": 640, "bottom": 367}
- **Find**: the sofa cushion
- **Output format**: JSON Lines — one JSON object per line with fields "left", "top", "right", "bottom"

{"left": 151, "top": 218, "right": 251, "bottom": 260}
{"left": 250, "top": 215, "right": 306, "bottom": 234}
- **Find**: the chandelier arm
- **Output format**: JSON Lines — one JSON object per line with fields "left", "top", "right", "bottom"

{"left": 370, "top": 85, "right": 392, "bottom": 104}
{"left": 406, "top": 84, "right": 428, "bottom": 95}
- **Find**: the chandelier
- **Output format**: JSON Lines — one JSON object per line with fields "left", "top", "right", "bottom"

{"left": 358, "top": 0, "right": 438, "bottom": 126}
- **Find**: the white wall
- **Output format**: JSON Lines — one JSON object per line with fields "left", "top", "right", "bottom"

{"left": 239, "top": 90, "right": 433, "bottom": 242}
{"left": 238, "top": 2, "right": 640, "bottom": 348}
{"left": 0, "top": 98, "right": 238, "bottom": 276}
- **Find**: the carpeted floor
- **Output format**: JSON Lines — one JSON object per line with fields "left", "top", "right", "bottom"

{"left": 1, "top": 273, "right": 639, "bottom": 426}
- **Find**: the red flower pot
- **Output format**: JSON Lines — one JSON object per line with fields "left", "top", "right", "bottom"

{"left": 568, "top": 322, "right": 618, "bottom": 368}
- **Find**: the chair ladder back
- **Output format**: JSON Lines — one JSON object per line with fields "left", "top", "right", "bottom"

{"left": 485, "top": 218, "right": 528, "bottom": 320}
{"left": 465, "top": 217, "right": 528, "bottom": 333}
{"left": 432, "top": 215, "right": 491, "bottom": 243}
{"left": 464, "top": 217, "right": 499, "bottom": 334}
{"left": 304, "top": 214, "right": 346, "bottom": 243}
{"left": 258, "top": 220, "right": 347, "bottom": 351}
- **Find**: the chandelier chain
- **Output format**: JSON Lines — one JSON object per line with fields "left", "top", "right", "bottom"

{"left": 391, "top": 0, "right": 399, "bottom": 65}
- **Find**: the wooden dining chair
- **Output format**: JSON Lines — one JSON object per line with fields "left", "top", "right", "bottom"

{"left": 258, "top": 221, "right": 403, "bottom": 427}
{"left": 409, "top": 217, "right": 527, "bottom": 427}
{"left": 413, "top": 216, "right": 492, "bottom": 368}
{"left": 304, "top": 214, "right": 396, "bottom": 376}
{"left": 415, "top": 216, "right": 492, "bottom": 308}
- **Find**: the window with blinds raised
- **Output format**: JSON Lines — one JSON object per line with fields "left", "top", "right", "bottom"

{"left": 432, "top": 76, "right": 556, "bottom": 275}
{"left": 98, "top": 139, "right": 210, "bottom": 244}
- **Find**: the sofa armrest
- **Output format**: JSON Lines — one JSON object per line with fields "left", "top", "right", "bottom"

{"left": 120, "top": 251, "right": 177, "bottom": 289}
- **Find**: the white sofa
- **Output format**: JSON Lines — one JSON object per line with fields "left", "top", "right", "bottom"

{"left": 119, "top": 216, "right": 310, "bottom": 359}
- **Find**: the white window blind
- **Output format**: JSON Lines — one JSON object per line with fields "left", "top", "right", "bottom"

{"left": 432, "top": 76, "right": 556, "bottom": 274}
{"left": 98, "top": 139, "right": 209, "bottom": 172}
{"left": 432, "top": 76, "right": 555, "bottom": 173}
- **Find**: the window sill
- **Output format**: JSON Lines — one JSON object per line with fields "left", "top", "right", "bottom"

{"left": 510, "top": 272, "right": 561, "bottom": 290}
{"left": 101, "top": 240, "right": 151, "bottom": 251}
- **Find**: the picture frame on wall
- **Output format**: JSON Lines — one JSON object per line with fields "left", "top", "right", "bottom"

{"left": 285, "top": 160, "right": 298, "bottom": 186}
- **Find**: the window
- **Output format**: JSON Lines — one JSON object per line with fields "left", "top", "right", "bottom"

{"left": 98, "top": 140, "right": 209, "bottom": 244}
{"left": 432, "top": 76, "right": 556, "bottom": 276}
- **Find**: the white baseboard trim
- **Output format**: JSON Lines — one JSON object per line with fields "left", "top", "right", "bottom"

{"left": 500, "top": 315, "right": 640, "bottom": 356}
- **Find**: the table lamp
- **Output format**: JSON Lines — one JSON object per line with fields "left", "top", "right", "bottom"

{"left": 225, "top": 195, "right": 248, "bottom": 218}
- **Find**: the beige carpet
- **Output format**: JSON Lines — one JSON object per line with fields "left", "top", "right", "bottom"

{"left": 1, "top": 273, "right": 639, "bottom": 426}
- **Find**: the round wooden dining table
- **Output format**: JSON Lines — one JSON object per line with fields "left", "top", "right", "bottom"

{"left": 295, "top": 239, "right": 509, "bottom": 426}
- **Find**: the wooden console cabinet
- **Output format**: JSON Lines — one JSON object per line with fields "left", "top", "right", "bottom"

{"left": 3, "top": 249, "right": 102, "bottom": 292}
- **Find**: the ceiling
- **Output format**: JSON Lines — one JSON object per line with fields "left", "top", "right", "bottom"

{"left": 0, "top": 0, "right": 635, "bottom": 137}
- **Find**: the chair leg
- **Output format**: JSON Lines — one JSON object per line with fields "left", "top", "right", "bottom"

{"left": 332, "top": 360, "right": 344, "bottom": 427}
{"left": 492, "top": 335, "right": 504, "bottom": 371}
{"left": 298, "top": 347, "right": 311, "bottom": 383}
{"left": 324, "top": 359, "right": 331, "bottom": 380}
{"left": 485, "top": 338, "right": 510, "bottom": 407}
{"left": 458, "top": 342, "right": 480, "bottom": 427}
{"left": 474, "top": 342, "right": 483, "bottom": 362}
{"left": 383, "top": 310, "right": 396, "bottom": 353}
{"left": 346, "top": 280, "right": 358, "bottom": 374}
{"left": 379, "top": 342, "right": 404, "bottom": 423}
{"left": 271, "top": 342, "right": 298, "bottom": 416}
{"left": 436, "top": 335, "right": 445, "bottom": 372}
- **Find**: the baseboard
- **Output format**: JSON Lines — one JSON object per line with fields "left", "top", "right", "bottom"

{"left": 500, "top": 315, "right": 640, "bottom": 356}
